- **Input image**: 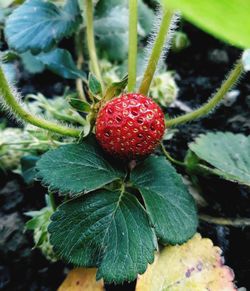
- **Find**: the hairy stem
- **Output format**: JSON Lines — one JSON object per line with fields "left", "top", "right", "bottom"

{"left": 128, "top": 0, "right": 138, "bottom": 92}
{"left": 166, "top": 59, "right": 244, "bottom": 127}
{"left": 0, "top": 67, "right": 81, "bottom": 137}
{"left": 84, "top": 0, "right": 104, "bottom": 89}
{"left": 139, "top": 7, "right": 174, "bottom": 95}
{"left": 199, "top": 214, "right": 250, "bottom": 227}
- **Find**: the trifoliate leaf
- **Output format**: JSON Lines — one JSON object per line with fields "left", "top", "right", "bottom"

{"left": 189, "top": 132, "right": 250, "bottom": 186}
{"left": 49, "top": 189, "right": 156, "bottom": 283}
{"left": 136, "top": 233, "right": 236, "bottom": 291}
{"left": 58, "top": 268, "right": 104, "bottom": 291}
{"left": 5, "top": 0, "right": 81, "bottom": 53}
{"left": 35, "top": 49, "right": 85, "bottom": 79}
{"left": 36, "top": 137, "right": 125, "bottom": 196}
{"left": 131, "top": 156, "right": 198, "bottom": 244}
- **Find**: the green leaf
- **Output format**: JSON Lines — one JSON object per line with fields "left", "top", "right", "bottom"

{"left": 26, "top": 215, "right": 44, "bottom": 230}
{"left": 68, "top": 97, "right": 91, "bottom": 113}
{"left": 189, "top": 132, "right": 250, "bottom": 186}
{"left": 36, "top": 49, "right": 85, "bottom": 79}
{"left": 20, "top": 51, "right": 45, "bottom": 74}
{"left": 95, "top": 0, "right": 126, "bottom": 17}
{"left": 36, "top": 137, "right": 125, "bottom": 196}
{"left": 49, "top": 189, "right": 156, "bottom": 283}
{"left": 5, "top": 0, "right": 81, "bottom": 53}
{"left": 95, "top": 5, "right": 128, "bottom": 62}
{"left": 94, "top": 0, "right": 153, "bottom": 61}
{"left": 89, "top": 73, "right": 102, "bottom": 95}
{"left": 138, "top": 1, "right": 155, "bottom": 36}
{"left": 21, "top": 155, "right": 40, "bottom": 184}
{"left": 162, "top": 0, "right": 250, "bottom": 49}
{"left": 0, "top": 50, "right": 19, "bottom": 62}
{"left": 131, "top": 156, "right": 198, "bottom": 244}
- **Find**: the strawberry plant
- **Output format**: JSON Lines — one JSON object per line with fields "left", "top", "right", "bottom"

{"left": 0, "top": 0, "right": 250, "bottom": 288}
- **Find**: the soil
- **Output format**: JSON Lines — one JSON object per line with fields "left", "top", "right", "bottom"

{"left": 1, "top": 22, "right": 250, "bottom": 290}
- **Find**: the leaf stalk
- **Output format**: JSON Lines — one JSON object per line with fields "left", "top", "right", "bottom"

{"left": 0, "top": 66, "right": 81, "bottom": 137}
{"left": 139, "top": 7, "right": 174, "bottom": 95}
{"left": 84, "top": 0, "right": 104, "bottom": 90}
{"left": 166, "top": 59, "right": 244, "bottom": 127}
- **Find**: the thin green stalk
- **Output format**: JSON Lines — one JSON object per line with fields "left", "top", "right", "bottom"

{"left": 49, "top": 191, "right": 57, "bottom": 211}
{"left": 0, "top": 67, "right": 81, "bottom": 137}
{"left": 139, "top": 7, "right": 174, "bottom": 95}
{"left": 160, "top": 143, "right": 185, "bottom": 167}
{"left": 199, "top": 214, "right": 250, "bottom": 227}
{"left": 166, "top": 60, "right": 244, "bottom": 127}
{"left": 128, "top": 0, "right": 138, "bottom": 92}
{"left": 84, "top": 0, "right": 104, "bottom": 89}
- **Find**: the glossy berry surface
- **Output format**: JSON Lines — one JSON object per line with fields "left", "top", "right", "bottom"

{"left": 95, "top": 93, "right": 165, "bottom": 159}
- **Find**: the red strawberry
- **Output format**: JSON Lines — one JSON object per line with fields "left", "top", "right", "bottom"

{"left": 95, "top": 93, "right": 165, "bottom": 159}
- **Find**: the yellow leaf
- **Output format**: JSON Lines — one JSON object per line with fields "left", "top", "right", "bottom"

{"left": 58, "top": 268, "right": 104, "bottom": 291}
{"left": 136, "top": 233, "right": 236, "bottom": 291}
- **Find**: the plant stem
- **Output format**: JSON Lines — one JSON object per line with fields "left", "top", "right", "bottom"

{"left": 199, "top": 214, "right": 250, "bottom": 227}
{"left": 160, "top": 143, "right": 185, "bottom": 167}
{"left": 75, "top": 29, "right": 86, "bottom": 101}
{"left": 128, "top": 0, "right": 138, "bottom": 92}
{"left": 139, "top": 7, "right": 174, "bottom": 95}
{"left": 84, "top": 0, "right": 104, "bottom": 89}
{"left": 49, "top": 192, "right": 57, "bottom": 211}
{"left": 0, "top": 67, "right": 81, "bottom": 137}
{"left": 166, "top": 59, "right": 244, "bottom": 127}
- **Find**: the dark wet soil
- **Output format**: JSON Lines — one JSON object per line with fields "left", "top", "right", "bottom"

{"left": 1, "top": 21, "right": 250, "bottom": 290}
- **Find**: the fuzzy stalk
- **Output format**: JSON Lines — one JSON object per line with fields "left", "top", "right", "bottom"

{"left": 0, "top": 67, "right": 81, "bottom": 137}
{"left": 166, "top": 59, "right": 244, "bottom": 127}
{"left": 84, "top": 0, "right": 104, "bottom": 89}
{"left": 139, "top": 7, "right": 174, "bottom": 95}
{"left": 128, "top": 0, "right": 138, "bottom": 92}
